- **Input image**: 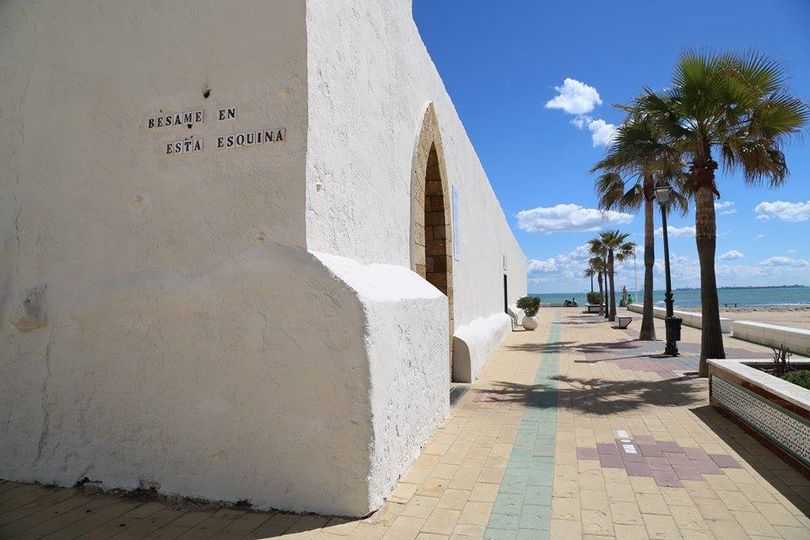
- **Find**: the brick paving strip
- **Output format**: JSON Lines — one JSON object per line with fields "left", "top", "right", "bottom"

{"left": 484, "top": 311, "right": 560, "bottom": 539}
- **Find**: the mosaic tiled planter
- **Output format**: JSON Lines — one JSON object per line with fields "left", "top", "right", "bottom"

{"left": 708, "top": 359, "right": 810, "bottom": 477}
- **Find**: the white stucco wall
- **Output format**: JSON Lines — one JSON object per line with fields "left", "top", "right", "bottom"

{"left": 305, "top": 0, "right": 527, "bottom": 380}
{"left": 1, "top": 0, "right": 528, "bottom": 518}
{"left": 0, "top": 0, "right": 397, "bottom": 518}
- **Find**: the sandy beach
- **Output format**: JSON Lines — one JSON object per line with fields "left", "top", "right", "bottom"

{"left": 679, "top": 304, "right": 810, "bottom": 330}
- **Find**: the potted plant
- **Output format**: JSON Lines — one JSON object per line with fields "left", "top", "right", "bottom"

{"left": 516, "top": 296, "right": 540, "bottom": 330}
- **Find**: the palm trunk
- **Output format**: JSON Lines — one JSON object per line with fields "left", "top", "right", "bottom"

{"left": 590, "top": 274, "right": 594, "bottom": 293}
{"left": 640, "top": 182, "right": 656, "bottom": 340}
{"left": 597, "top": 271, "right": 604, "bottom": 316}
{"left": 608, "top": 250, "right": 616, "bottom": 321}
{"left": 604, "top": 256, "right": 609, "bottom": 319}
{"left": 694, "top": 168, "right": 725, "bottom": 375}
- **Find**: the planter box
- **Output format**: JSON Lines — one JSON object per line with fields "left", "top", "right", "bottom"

{"left": 708, "top": 358, "right": 810, "bottom": 476}
{"left": 731, "top": 321, "right": 810, "bottom": 357}
{"left": 627, "top": 304, "right": 732, "bottom": 333}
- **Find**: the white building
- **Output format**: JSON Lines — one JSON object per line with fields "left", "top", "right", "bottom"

{"left": 0, "top": 1, "right": 527, "bottom": 517}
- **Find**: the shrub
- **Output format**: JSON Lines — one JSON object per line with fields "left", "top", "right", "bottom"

{"left": 586, "top": 292, "right": 601, "bottom": 305}
{"left": 516, "top": 296, "right": 540, "bottom": 318}
{"left": 771, "top": 345, "right": 792, "bottom": 377}
{"left": 782, "top": 370, "right": 810, "bottom": 390}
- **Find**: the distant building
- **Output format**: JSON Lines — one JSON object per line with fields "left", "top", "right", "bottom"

{"left": 0, "top": 1, "right": 526, "bottom": 516}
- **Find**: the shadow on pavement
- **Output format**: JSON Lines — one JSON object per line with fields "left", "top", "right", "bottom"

{"left": 505, "top": 341, "right": 576, "bottom": 354}
{"left": 691, "top": 405, "right": 810, "bottom": 515}
{"left": 480, "top": 374, "right": 704, "bottom": 414}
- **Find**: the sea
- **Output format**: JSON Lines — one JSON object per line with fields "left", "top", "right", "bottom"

{"left": 533, "top": 286, "right": 810, "bottom": 308}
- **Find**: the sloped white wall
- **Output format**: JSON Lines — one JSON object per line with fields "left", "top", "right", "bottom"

{"left": 305, "top": 0, "right": 527, "bottom": 374}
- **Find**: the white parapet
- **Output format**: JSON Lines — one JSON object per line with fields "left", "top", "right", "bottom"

{"left": 626, "top": 304, "right": 732, "bottom": 333}
{"left": 731, "top": 321, "right": 810, "bottom": 357}
{"left": 453, "top": 312, "right": 513, "bottom": 383}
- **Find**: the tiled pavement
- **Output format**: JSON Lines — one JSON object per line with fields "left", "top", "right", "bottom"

{"left": 1, "top": 308, "right": 809, "bottom": 539}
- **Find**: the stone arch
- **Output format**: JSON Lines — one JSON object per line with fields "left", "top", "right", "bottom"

{"left": 410, "top": 103, "right": 454, "bottom": 377}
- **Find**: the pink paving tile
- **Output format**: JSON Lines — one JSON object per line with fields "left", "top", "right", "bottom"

{"left": 638, "top": 444, "right": 664, "bottom": 457}
{"left": 658, "top": 441, "right": 683, "bottom": 453}
{"left": 577, "top": 447, "right": 599, "bottom": 460}
{"left": 597, "top": 442, "right": 619, "bottom": 455}
{"left": 625, "top": 461, "right": 653, "bottom": 477}
{"left": 599, "top": 454, "right": 625, "bottom": 468}
{"left": 709, "top": 454, "right": 742, "bottom": 469}
{"left": 665, "top": 452, "right": 691, "bottom": 465}
{"left": 646, "top": 456, "right": 675, "bottom": 471}
{"left": 672, "top": 463, "right": 703, "bottom": 481}
{"left": 652, "top": 469, "right": 683, "bottom": 487}
{"left": 634, "top": 435, "right": 655, "bottom": 444}
{"left": 692, "top": 459, "right": 724, "bottom": 475}
{"left": 621, "top": 451, "right": 646, "bottom": 464}
{"left": 684, "top": 447, "right": 710, "bottom": 461}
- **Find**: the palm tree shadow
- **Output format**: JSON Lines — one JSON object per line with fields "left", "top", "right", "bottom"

{"left": 505, "top": 341, "right": 576, "bottom": 354}
{"left": 574, "top": 353, "right": 667, "bottom": 363}
{"left": 573, "top": 340, "right": 644, "bottom": 354}
{"left": 478, "top": 374, "right": 704, "bottom": 415}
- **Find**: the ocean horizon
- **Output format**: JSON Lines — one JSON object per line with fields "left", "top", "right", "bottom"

{"left": 532, "top": 285, "right": 810, "bottom": 308}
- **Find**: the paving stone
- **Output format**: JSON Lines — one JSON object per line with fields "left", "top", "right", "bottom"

{"left": 597, "top": 443, "right": 619, "bottom": 455}
{"left": 709, "top": 454, "right": 742, "bottom": 469}
{"left": 598, "top": 454, "right": 624, "bottom": 468}
{"left": 576, "top": 448, "right": 599, "bottom": 460}
{"left": 625, "top": 461, "right": 653, "bottom": 477}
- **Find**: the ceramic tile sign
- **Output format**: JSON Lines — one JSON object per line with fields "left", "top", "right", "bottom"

{"left": 145, "top": 106, "right": 285, "bottom": 156}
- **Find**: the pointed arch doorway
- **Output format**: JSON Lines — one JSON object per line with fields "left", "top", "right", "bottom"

{"left": 410, "top": 103, "right": 454, "bottom": 379}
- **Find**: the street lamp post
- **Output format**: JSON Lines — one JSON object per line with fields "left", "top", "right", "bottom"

{"left": 654, "top": 180, "right": 681, "bottom": 356}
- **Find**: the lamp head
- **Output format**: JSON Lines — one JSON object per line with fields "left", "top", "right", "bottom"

{"left": 654, "top": 181, "right": 672, "bottom": 205}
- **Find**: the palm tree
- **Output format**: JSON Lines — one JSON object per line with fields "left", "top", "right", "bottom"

{"left": 600, "top": 230, "right": 636, "bottom": 321}
{"left": 592, "top": 116, "right": 689, "bottom": 340}
{"left": 633, "top": 51, "right": 809, "bottom": 374}
{"left": 588, "top": 256, "right": 606, "bottom": 317}
{"left": 588, "top": 238, "right": 609, "bottom": 318}
{"left": 583, "top": 267, "right": 595, "bottom": 293}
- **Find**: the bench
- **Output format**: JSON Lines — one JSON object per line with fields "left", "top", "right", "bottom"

{"left": 586, "top": 304, "right": 601, "bottom": 313}
{"left": 617, "top": 316, "right": 632, "bottom": 329}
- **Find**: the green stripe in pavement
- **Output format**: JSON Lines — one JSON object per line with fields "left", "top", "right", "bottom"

{"left": 485, "top": 310, "right": 560, "bottom": 540}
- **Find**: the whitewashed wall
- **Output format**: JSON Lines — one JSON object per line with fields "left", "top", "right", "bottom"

{"left": 0, "top": 0, "right": 391, "bottom": 518}
{"left": 0, "top": 0, "right": 527, "bottom": 518}
{"left": 305, "top": 0, "right": 527, "bottom": 373}
{"left": 304, "top": 0, "right": 526, "bottom": 509}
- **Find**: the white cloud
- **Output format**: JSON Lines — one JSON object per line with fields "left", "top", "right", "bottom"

{"left": 719, "top": 250, "right": 744, "bottom": 260}
{"left": 570, "top": 115, "right": 617, "bottom": 147}
{"left": 654, "top": 225, "right": 695, "bottom": 237}
{"left": 528, "top": 258, "right": 559, "bottom": 273}
{"left": 755, "top": 200, "right": 810, "bottom": 222}
{"left": 527, "top": 243, "right": 638, "bottom": 289}
{"left": 545, "top": 78, "right": 602, "bottom": 115}
{"left": 529, "top": 245, "right": 809, "bottom": 293}
{"left": 755, "top": 234, "right": 765, "bottom": 239}
{"left": 517, "top": 204, "right": 633, "bottom": 234}
{"left": 586, "top": 118, "right": 617, "bottom": 147}
{"left": 546, "top": 79, "right": 615, "bottom": 147}
{"left": 527, "top": 244, "right": 591, "bottom": 283}
{"left": 759, "top": 256, "right": 810, "bottom": 267}
{"left": 715, "top": 201, "right": 737, "bottom": 215}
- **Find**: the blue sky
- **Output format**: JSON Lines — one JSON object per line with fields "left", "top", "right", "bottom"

{"left": 413, "top": 0, "right": 810, "bottom": 294}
